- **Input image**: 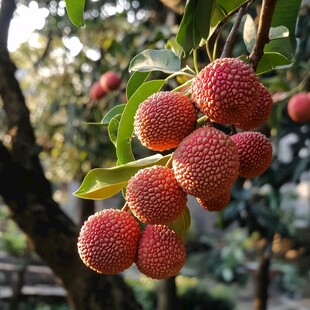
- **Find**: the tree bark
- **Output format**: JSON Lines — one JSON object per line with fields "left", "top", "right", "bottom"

{"left": 253, "top": 242, "right": 272, "bottom": 310}
{"left": 156, "top": 277, "right": 179, "bottom": 310}
{"left": 0, "top": 0, "right": 141, "bottom": 309}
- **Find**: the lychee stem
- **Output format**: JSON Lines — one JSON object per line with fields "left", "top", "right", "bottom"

{"left": 171, "top": 79, "right": 193, "bottom": 93}
{"left": 192, "top": 48, "right": 200, "bottom": 74}
{"left": 230, "top": 125, "right": 237, "bottom": 135}
{"left": 121, "top": 202, "right": 129, "bottom": 212}
{"left": 165, "top": 156, "right": 173, "bottom": 168}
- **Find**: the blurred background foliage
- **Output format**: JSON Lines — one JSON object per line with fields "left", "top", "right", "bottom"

{"left": 0, "top": 0, "right": 310, "bottom": 309}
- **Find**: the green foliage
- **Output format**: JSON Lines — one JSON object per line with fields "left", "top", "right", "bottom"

{"left": 69, "top": 0, "right": 305, "bottom": 241}
{"left": 129, "top": 49, "right": 181, "bottom": 73}
{"left": 167, "top": 207, "right": 191, "bottom": 239}
{"left": 74, "top": 154, "right": 171, "bottom": 199}
{"left": 176, "top": 0, "right": 215, "bottom": 55}
{"left": 65, "top": 0, "right": 85, "bottom": 27}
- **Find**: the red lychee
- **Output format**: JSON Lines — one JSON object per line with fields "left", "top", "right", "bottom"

{"left": 126, "top": 165, "right": 187, "bottom": 225}
{"left": 135, "top": 225, "right": 186, "bottom": 279}
{"left": 134, "top": 91, "right": 197, "bottom": 151}
{"left": 287, "top": 92, "right": 310, "bottom": 123}
{"left": 196, "top": 191, "right": 231, "bottom": 212}
{"left": 99, "top": 71, "right": 122, "bottom": 92}
{"left": 234, "top": 83, "right": 273, "bottom": 130}
{"left": 190, "top": 57, "right": 259, "bottom": 125}
{"left": 231, "top": 131, "right": 273, "bottom": 178}
{"left": 90, "top": 81, "right": 107, "bottom": 100}
{"left": 172, "top": 126, "right": 239, "bottom": 200}
{"left": 77, "top": 209, "right": 140, "bottom": 274}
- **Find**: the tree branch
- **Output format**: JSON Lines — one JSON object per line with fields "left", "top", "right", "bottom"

{"left": 249, "top": 0, "right": 278, "bottom": 71}
{"left": 208, "top": 0, "right": 253, "bottom": 56}
{"left": 221, "top": 3, "right": 249, "bottom": 58}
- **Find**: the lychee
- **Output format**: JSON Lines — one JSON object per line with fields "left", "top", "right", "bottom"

{"left": 77, "top": 209, "right": 140, "bottom": 274}
{"left": 190, "top": 57, "right": 259, "bottom": 124}
{"left": 90, "top": 81, "right": 107, "bottom": 100}
{"left": 172, "top": 126, "right": 239, "bottom": 200}
{"left": 99, "top": 71, "right": 122, "bottom": 92}
{"left": 234, "top": 83, "right": 273, "bottom": 130}
{"left": 126, "top": 165, "right": 187, "bottom": 225}
{"left": 135, "top": 225, "right": 186, "bottom": 279}
{"left": 196, "top": 191, "right": 231, "bottom": 212}
{"left": 287, "top": 92, "right": 310, "bottom": 123}
{"left": 231, "top": 131, "right": 272, "bottom": 178}
{"left": 134, "top": 91, "right": 197, "bottom": 151}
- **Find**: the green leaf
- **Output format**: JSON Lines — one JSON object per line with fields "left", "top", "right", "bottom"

{"left": 108, "top": 114, "right": 122, "bottom": 147}
{"left": 101, "top": 104, "right": 126, "bottom": 125}
{"left": 126, "top": 71, "right": 150, "bottom": 101}
{"left": 217, "top": 0, "right": 248, "bottom": 15}
{"left": 65, "top": 0, "right": 85, "bottom": 28}
{"left": 256, "top": 0, "right": 302, "bottom": 73}
{"left": 195, "top": 0, "right": 215, "bottom": 40}
{"left": 269, "top": 26, "right": 289, "bottom": 40}
{"left": 129, "top": 49, "right": 181, "bottom": 74}
{"left": 255, "top": 52, "right": 293, "bottom": 75}
{"left": 270, "top": 0, "right": 301, "bottom": 53}
{"left": 176, "top": 0, "right": 201, "bottom": 55}
{"left": 165, "top": 38, "right": 184, "bottom": 58}
{"left": 73, "top": 154, "right": 171, "bottom": 200}
{"left": 116, "top": 79, "right": 166, "bottom": 164}
{"left": 211, "top": 0, "right": 248, "bottom": 30}
{"left": 243, "top": 14, "right": 257, "bottom": 53}
{"left": 167, "top": 207, "right": 191, "bottom": 240}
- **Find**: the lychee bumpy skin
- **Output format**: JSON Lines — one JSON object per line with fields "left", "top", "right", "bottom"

{"left": 196, "top": 191, "right": 231, "bottom": 212}
{"left": 172, "top": 126, "right": 239, "bottom": 200}
{"left": 231, "top": 131, "right": 273, "bottom": 178}
{"left": 77, "top": 209, "right": 140, "bottom": 274}
{"left": 191, "top": 57, "right": 259, "bottom": 125}
{"left": 234, "top": 82, "right": 273, "bottom": 130}
{"left": 134, "top": 91, "right": 197, "bottom": 151}
{"left": 126, "top": 165, "right": 187, "bottom": 225}
{"left": 135, "top": 225, "right": 186, "bottom": 280}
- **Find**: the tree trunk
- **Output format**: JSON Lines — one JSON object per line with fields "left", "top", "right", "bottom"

{"left": 156, "top": 277, "right": 179, "bottom": 310}
{"left": 0, "top": 1, "right": 141, "bottom": 309}
{"left": 253, "top": 242, "right": 272, "bottom": 310}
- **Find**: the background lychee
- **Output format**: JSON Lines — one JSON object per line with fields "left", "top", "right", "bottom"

{"left": 99, "top": 71, "right": 122, "bottom": 92}
{"left": 77, "top": 209, "right": 140, "bottom": 274}
{"left": 231, "top": 131, "right": 273, "bottom": 178}
{"left": 126, "top": 165, "right": 187, "bottom": 224}
{"left": 190, "top": 57, "right": 259, "bottom": 125}
{"left": 287, "top": 92, "right": 310, "bottom": 123}
{"left": 90, "top": 81, "right": 107, "bottom": 100}
{"left": 172, "top": 126, "right": 239, "bottom": 200}
{"left": 134, "top": 91, "right": 197, "bottom": 151}
{"left": 135, "top": 225, "right": 186, "bottom": 279}
{"left": 234, "top": 82, "right": 273, "bottom": 130}
{"left": 196, "top": 191, "right": 231, "bottom": 212}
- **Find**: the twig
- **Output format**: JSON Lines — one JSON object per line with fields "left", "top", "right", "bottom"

{"left": 221, "top": 4, "right": 248, "bottom": 58}
{"left": 249, "top": 0, "right": 278, "bottom": 71}
{"left": 208, "top": 0, "right": 254, "bottom": 55}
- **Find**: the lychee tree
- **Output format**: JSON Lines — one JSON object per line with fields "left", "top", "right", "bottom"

{"left": 69, "top": 0, "right": 305, "bottom": 309}
{"left": 67, "top": 0, "right": 301, "bottom": 308}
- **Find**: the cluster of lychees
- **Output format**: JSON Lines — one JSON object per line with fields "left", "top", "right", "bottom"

{"left": 78, "top": 57, "right": 274, "bottom": 280}
{"left": 90, "top": 71, "right": 122, "bottom": 100}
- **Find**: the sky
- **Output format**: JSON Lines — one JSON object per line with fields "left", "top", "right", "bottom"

{"left": 8, "top": 1, "right": 49, "bottom": 52}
